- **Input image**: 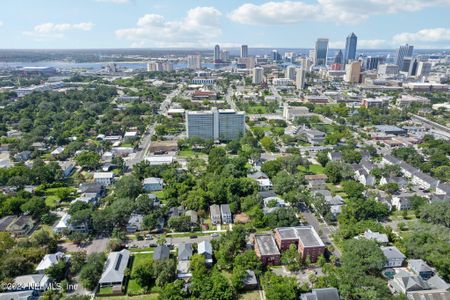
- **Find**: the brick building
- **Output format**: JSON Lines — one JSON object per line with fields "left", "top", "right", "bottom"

{"left": 274, "top": 226, "right": 325, "bottom": 262}
{"left": 254, "top": 234, "right": 281, "bottom": 266}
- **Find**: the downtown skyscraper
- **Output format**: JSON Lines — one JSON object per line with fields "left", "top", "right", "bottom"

{"left": 241, "top": 45, "right": 248, "bottom": 58}
{"left": 315, "top": 38, "right": 329, "bottom": 66}
{"left": 344, "top": 33, "right": 357, "bottom": 63}
{"left": 396, "top": 44, "right": 414, "bottom": 70}
{"left": 214, "top": 44, "right": 221, "bottom": 63}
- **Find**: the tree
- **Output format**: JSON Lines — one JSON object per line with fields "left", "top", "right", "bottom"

{"left": 419, "top": 201, "right": 450, "bottom": 227}
{"left": 153, "top": 259, "right": 176, "bottom": 287}
{"left": 233, "top": 251, "right": 262, "bottom": 275}
{"left": 261, "top": 159, "right": 283, "bottom": 178}
{"left": 114, "top": 175, "right": 143, "bottom": 199}
{"left": 260, "top": 136, "right": 276, "bottom": 152}
{"left": 231, "top": 267, "right": 247, "bottom": 291}
{"left": 0, "top": 232, "right": 14, "bottom": 255}
{"left": 46, "top": 260, "right": 67, "bottom": 282}
{"left": 134, "top": 260, "right": 154, "bottom": 290}
{"left": 281, "top": 244, "right": 302, "bottom": 271}
{"left": 262, "top": 272, "right": 298, "bottom": 300}
{"left": 70, "top": 251, "right": 87, "bottom": 275}
{"left": 159, "top": 280, "right": 188, "bottom": 300}
{"left": 266, "top": 208, "right": 300, "bottom": 228}
{"left": 324, "top": 161, "right": 353, "bottom": 184}
{"left": 341, "top": 239, "right": 386, "bottom": 275}
{"left": 316, "top": 150, "right": 330, "bottom": 167}
{"left": 75, "top": 151, "right": 100, "bottom": 170}
{"left": 380, "top": 182, "right": 399, "bottom": 194}
{"left": 272, "top": 171, "right": 298, "bottom": 195}
{"left": 79, "top": 253, "right": 106, "bottom": 290}
{"left": 168, "top": 215, "right": 191, "bottom": 232}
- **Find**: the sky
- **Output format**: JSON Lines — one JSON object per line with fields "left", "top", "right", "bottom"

{"left": 1, "top": 0, "right": 450, "bottom": 49}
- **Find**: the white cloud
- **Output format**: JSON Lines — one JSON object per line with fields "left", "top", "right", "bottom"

{"left": 393, "top": 28, "right": 450, "bottom": 44}
{"left": 23, "top": 22, "right": 94, "bottom": 41}
{"left": 359, "top": 39, "right": 387, "bottom": 48}
{"left": 115, "top": 7, "right": 222, "bottom": 47}
{"left": 329, "top": 41, "right": 345, "bottom": 48}
{"left": 229, "top": 0, "right": 450, "bottom": 25}
{"left": 95, "top": 0, "right": 132, "bottom": 4}
{"left": 229, "top": 1, "right": 319, "bottom": 25}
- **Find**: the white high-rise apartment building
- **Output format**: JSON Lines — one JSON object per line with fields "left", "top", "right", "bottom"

{"left": 186, "top": 108, "right": 245, "bottom": 141}
{"left": 187, "top": 55, "right": 202, "bottom": 70}
{"left": 252, "top": 67, "right": 264, "bottom": 84}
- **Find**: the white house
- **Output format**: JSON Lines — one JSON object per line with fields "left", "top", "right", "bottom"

{"left": 93, "top": 172, "right": 114, "bottom": 186}
{"left": 143, "top": 177, "right": 164, "bottom": 192}
{"left": 392, "top": 193, "right": 414, "bottom": 210}
{"left": 36, "top": 252, "right": 69, "bottom": 274}
{"left": 381, "top": 246, "right": 406, "bottom": 268}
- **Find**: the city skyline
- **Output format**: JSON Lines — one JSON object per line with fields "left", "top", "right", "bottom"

{"left": 0, "top": 0, "right": 449, "bottom": 49}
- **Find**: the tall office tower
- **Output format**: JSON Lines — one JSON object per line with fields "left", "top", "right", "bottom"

{"left": 396, "top": 44, "right": 414, "bottom": 70}
{"left": 295, "top": 68, "right": 306, "bottom": 90}
{"left": 272, "top": 50, "right": 281, "bottom": 61}
{"left": 401, "top": 57, "right": 413, "bottom": 73}
{"left": 252, "top": 67, "right": 264, "bottom": 84}
{"left": 221, "top": 50, "right": 229, "bottom": 62}
{"left": 187, "top": 55, "right": 202, "bottom": 70}
{"left": 377, "top": 64, "right": 399, "bottom": 77}
{"left": 344, "top": 32, "right": 358, "bottom": 63}
{"left": 315, "top": 38, "right": 329, "bottom": 66}
{"left": 300, "top": 57, "right": 313, "bottom": 71}
{"left": 214, "top": 44, "right": 221, "bottom": 63}
{"left": 416, "top": 62, "right": 432, "bottom": 77}
{"left": 365, "top": 56, "right": 381, "bottom": 70}
{"left": 186, "top": 108, "right": 245, "bottom": 141}
{"left": 344, "top": 61, "right": 361, "bottom": 83}
{"left": 284, "top": 51, "right": 296, "bottom": 62}
{"left": 408, "top": 58, "right": 418, "bottom": 76}
{"left": 241, "top": 45, "right": 248, "bottom": 58}
{"left": 334, "top": 50, "right": 343, "bottom": 65}
{"left": 286, "top": 65, "right": 296, "bottom": 80}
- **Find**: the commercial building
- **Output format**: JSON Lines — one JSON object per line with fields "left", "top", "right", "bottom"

{"left": 315, "top": 38, "right": 329, "bottom": 66}
{"left": 274, "top": 226, "right": 325, "bottom": 262}
{"left": 241, "top": 45, "right": 248, "bottom": 58}
{"left": 187, "top": 55, "right": 201, "bottom": 70}
{"left": 344, "top": 61, "right": 361, "bottom": 83}
{"left": 378, "top": 64, "right": 399, "bottom": 77}
{"left": 295, "top": 68, "right": 306, "bottom": 90}
{"left": 344, "top": 32, "right": 357, "bottom": 63}
{"left": 365, "top": 56, "right": 382, "bottom": 70}
{"left": 285, "top": 65, "right": 296, "bottom": 80}
{"left": 186, "top": 108, "right": 245, "bottom": 141}
{"left": 396, "top": 44, "right": 414, "bottom": 70}
{"left": 252, "top": 67, "right": 264, "bottom": 84}
{"left": 416, "top": 62, "right": 432, "bottom": 77}
{"left": 334, "top": 49, "right": 343, "bottom": 65}
{"left": 254, "top": 234, "right": 281, "bottom": 266}
{"left": 214, "top": 44, "right": 220, "bottom": 63}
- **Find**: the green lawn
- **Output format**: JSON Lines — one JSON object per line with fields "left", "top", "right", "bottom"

{"left": 45, "top": 195, "right": 60, "bottom": 208}
{"left": 297, "top": 164, "right": 325, "bottom": 175}
{"left": 97, "top": 295, "right": 159, "bottom": 300}
{"left": 178, "top": 149, "right": 207, "bottom": 158}
{"left": 98, "top": 287, "right": 113, "bottom": 295}
{"left": 127, "top": 253, "right": 154, "bottom": 295}
{"left": 246, "top": 105, "right": 268, "bottom": 114}
{"left": 239, "top": 290, "right": 261, "bottom": 300}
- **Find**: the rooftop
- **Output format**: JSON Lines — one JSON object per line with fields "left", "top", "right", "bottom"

{"left": 255, "top": 234, "right": 280, "bottom": 256}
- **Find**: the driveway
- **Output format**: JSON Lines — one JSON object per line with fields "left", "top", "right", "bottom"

{"left": 58, "top": 238, "right": 109, "bottom": 254}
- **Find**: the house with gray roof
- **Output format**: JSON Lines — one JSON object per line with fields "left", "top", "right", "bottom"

{"left": 242, "top": 270, "right": 258, "bottom": 290}
{"left": 220, "top": 204, "right": 232, "bottom": 224}
{"left": 177, "top": 243, "right": 193, "bottom": 279}
{"left": 210, "top": 204, "right": 221, "bottom": 225}
{"left": 13, "top": 274, "right": 49, "bottom": 291}
{"left": 408, "top": 259, "right": 435, "bottom": 280}
{"left": 361, "top": 229, "right": 388, "bottom": 244}
{"left": 98, "top": 249, "right": 130, "bottom": 287}
{"left": 300, "top": 287, "right": 340, "bottom": 300}
{"left": 35, "top": 252, "right": 69, "bottom": 274}
{"left": 198, "top": 240, "right": 213, "bottom": 266}
{"left": 153, "top": 245, "right": 170, "bottom": 261}
{"left": 381, "top": 246, "right": 405, "bottom": 268}
{"left": 388, "top": 272, "right": 430, "bottom": 294}
{"left": 412, "top": 172, "right": 439, "bottom": 191}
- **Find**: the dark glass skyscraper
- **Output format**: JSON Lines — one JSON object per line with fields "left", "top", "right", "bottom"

{"left": 344, "top": 32, "right": 357, "bottom": 63}
{"left": 334, "top": 50, "right": 343, "bottom": 64}
{"left": 315, "top": 38, "right": 329, "bottom": 66}
{"left": 214, "top": 44, "right": 220, "bottom": 63}
{"left": 241, "top": 45, "right": 248, "bottom": 58}
{"left": 396, "top": 44, "right": 414, "bottom": 70}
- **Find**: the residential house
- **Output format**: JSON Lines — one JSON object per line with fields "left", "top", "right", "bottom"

{"left": 254, "top": 234, "right": 281, "bottom": 266}
{"left": 93, "top": 172, "right": 114, "bottom": 186}
{"left": 51, "top": 147, "right": 65, "bottom": 157}
{"left": 382, "top": 154, "right": 402, "bottom": 166}
{"left": 177, "top": 243, "right": 193, "bottom": 279}
{"left": 263, "top": 196, "right": 286, "bottom": 214}
{"left": 126, "top": 214, "right": 143, "bottom": 233}
{"left": 198, "top": 241, "right": 213, "bottom": 267}
{"left": 153, "top": 245, "right": 170, "bottom": 261}
{"left": 35, "top": 252, "right": 69, "bottom": 274}
{"left": 355, "top": 168, "right": 376, "bottom": 186}
{"left": 392, "top": 193, "right": 414, "bottom": 210}
{"left": 408, "top": 259, "right": 435, "bottom": 280}
{"left": 58, "top": 161, "right": 75, "bottom": 177}
{"left": 274, "top": 226, "right": 325, "bottom": 262}
{"left": 381, "top": 246, "right": 406, "bottom": 268}
{"left": 304, "top": 174, "right": 328, "bottom": 190}
{"left": 248, "top": 171, "right": 272, "bottom": 191}
{"left": 380, "top": 176, "right": 409, "bottom": 190}
{"left": 242, "top": 270, "right": 258, "bottom": 290}
{"left": 297, "top": 126, "right": 326, "bottom": 145}
{"left": 14, "top": 151, "right": 32, "bottom": 162}
{"left": 6, "top": 215, "right": 35, "bottom": 236}
{"left": 411, "top": 172, "right": 438, "bottom": 191}
{"left": 99, "top": 249, "right": 130, "bottom": 289}
{"left": 210, "top": 205, "right": 221, "bottom": 225}
{"left": 360, "top": 229, "right": 388, "bottom": 244}
{"left": 327, "top": 152, "right": 342, "bottom": 161}
{"left": 300, "top": 288, "right": 340, "bottom": 300}
{"left": 143, "top": 177, "right": 164, "bottom": 192}
{"left": 13, "top": 274, "right": 49, "bottom": 291}
{"left": 77, "top": 182, "right": 105, "bottom": 198}
{"left": 185, "top": 210, "right": 199, "bottom": 225}
{"left": 399, "top": 162, "right": 419, "bottom": 179}
{"left": 220, "top": 204, "right": 232, "bottom": 224}
{"left": 435, "top": 183, "right": 450, "bottom": 199}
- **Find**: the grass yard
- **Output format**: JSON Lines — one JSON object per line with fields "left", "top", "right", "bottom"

{"left": 97, "top": 294, "right": 159, "bottom": 300}
{"left": 246, "top": 105, "right": 268, "bottom": 114}
{"left": 239, "top": 290, "right": 261, "bottom": 300}
{"left": 45, "top": 195, "right": 60, "bottom": 208}
{"left": 98, "top": 287, "right": 113, "bottom": 296}
{"left": 127, "top": 253, "right": 154, "bottom": 295}
{"left": 130, "top": 247, "right": 155, "bottom": 253}
{"left": 297, "top": 164, "right": 325, "bottom": 175}
{"left": 178, "top": 149, "right": 207, "bottom": 158}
